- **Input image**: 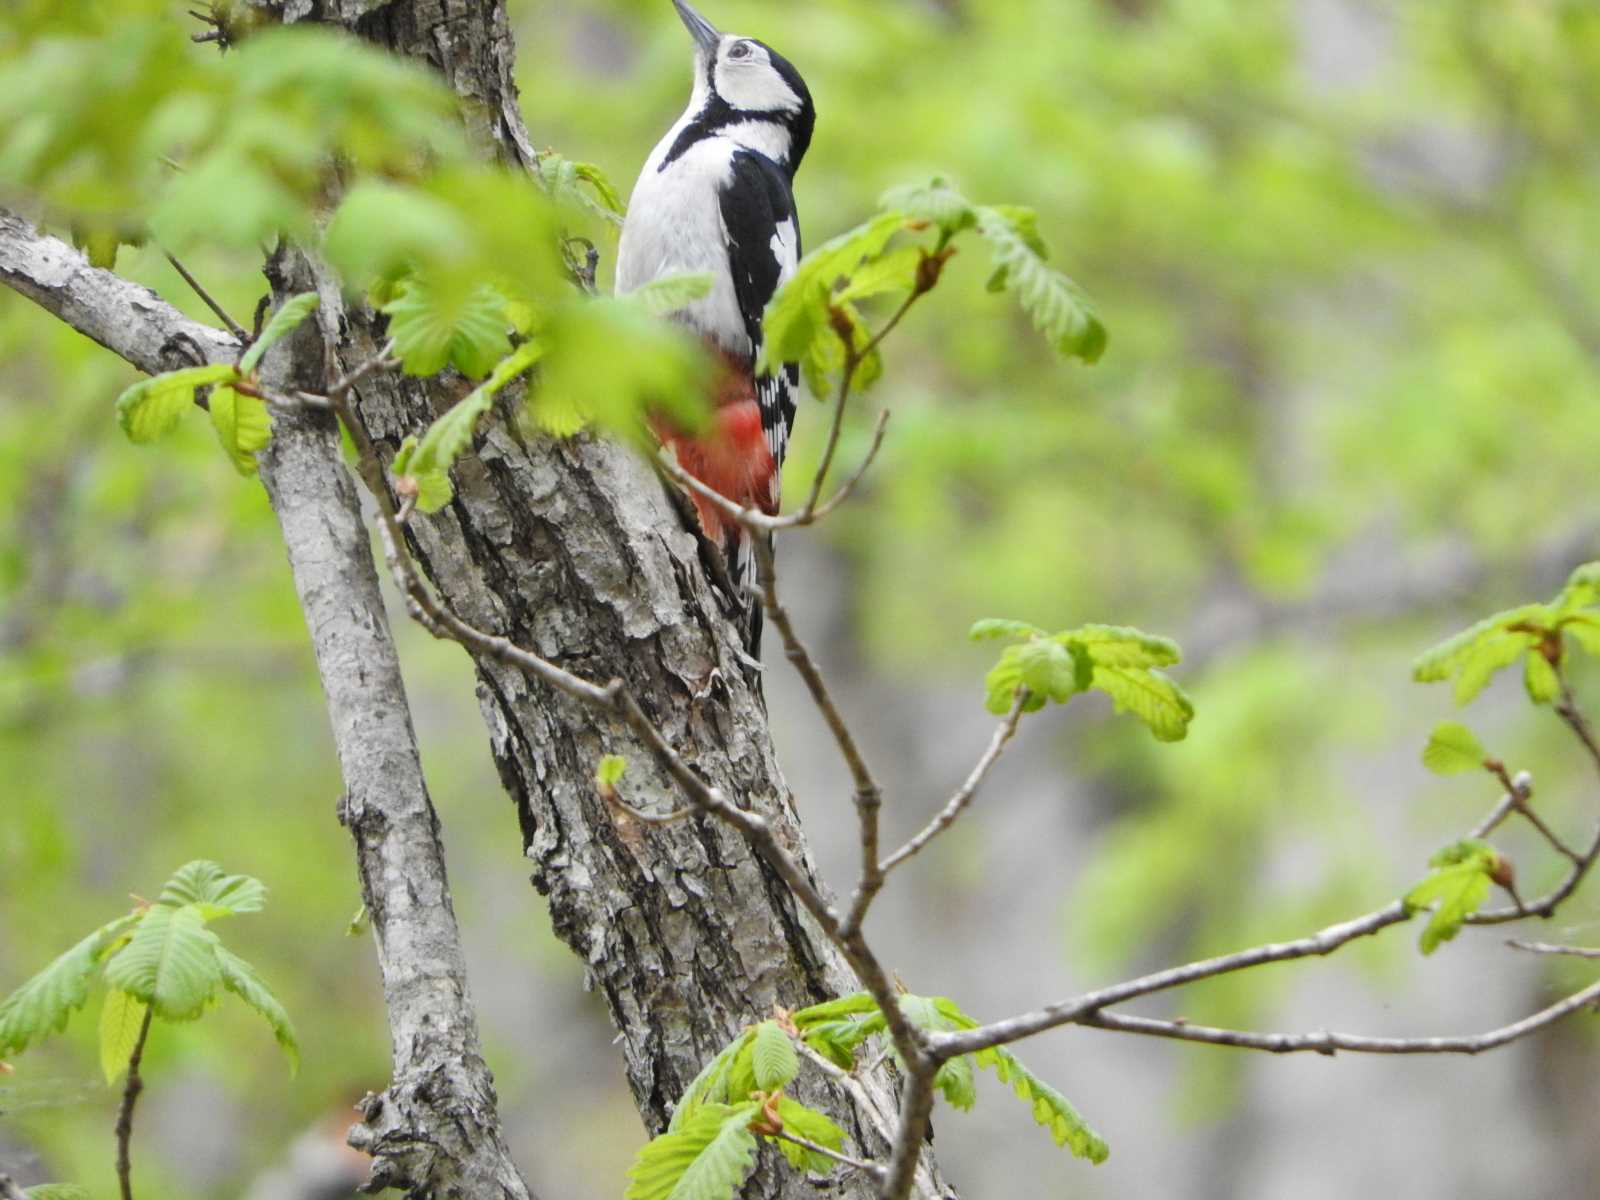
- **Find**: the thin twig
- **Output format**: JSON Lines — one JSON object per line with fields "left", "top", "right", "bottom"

{"left": 1074, "top": 979, "right": 1600, "bottom": 1056}
{"left": 769, "top": 1129, "right": 885, "bottom": 1181}
{"left": 1508, "top": 939, "right": 1600, "bottom": 959}
{"left": 1486, "top": 762, "right": 1581, "bottom": 864}
{"left": 878, "top": 1064, "right": 938, "bottom": 1200}
{"left": 879, "top": 692, "right": 1029, "bottom": 875}
{"left": 115, "top": 1006, "right": 155, "bottom": 1200}
{"left": 163, "top": 251, "right": 247, "bottom": 341}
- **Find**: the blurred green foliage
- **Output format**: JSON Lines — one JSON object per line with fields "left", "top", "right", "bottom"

{"left": 2, "top": 0, "right": 1600, "bottom": 1196}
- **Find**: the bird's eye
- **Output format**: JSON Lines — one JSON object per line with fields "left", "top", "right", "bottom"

{"left": 727, "top": 42, "right": 751, "bottom": 60}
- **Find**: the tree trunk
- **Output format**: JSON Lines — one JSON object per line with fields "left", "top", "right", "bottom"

{"left": 306, "top": 3, "right": 944, "bottom": 1197}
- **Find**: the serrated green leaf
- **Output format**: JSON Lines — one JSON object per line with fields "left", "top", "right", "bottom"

{"left": 597, "top": 755, "right": 627, "bottom": 787}
{"left": 157, "top": 861, "right": 266, "bottom": 917}
{"left": 798, "top": 298, "right": 881, "bottom": 399}
{"left": 750, "top": 1020, "right": 798, "bottom": 1091}
{"left": 1089, "top": 664, "right": 1194, "bottom": 741}
{"left": 1563, "top": 617, "right": 1600, "bottom": 660}
{"left": 836, "top": 245, "right": 924, "bottom": 304}
{"left": 669, "top": 1029, "right": 755, "bottom": 1133}
{"left": 395, "top": 339, "right": 544, "bottom": 512}
{"left": 768, "top": 1096, "right": 845, "bottom": 1174}
{"left": 761, "top": 211, "right": 905, "bottom": 374}
{"left": 538, "top": 153, "right": 627, "bottom": 226}
{"left": 239, "top": 292, "right": 319, "bottom": 375}
{"left": 1524, "top": 651, "right": 1560, "bottom": 705}
{"left": 531, "top": 298, "right": 707, "bottom": 439}
{"left": 384, "top": 280, "right": 512, "bottom": 380}
{"left": 973, "top": 1045, "right": 1109, "bottom": 1164}
{"left": 0, "top": 913, "right": 140, "bottom": 1057}
{"left": 1413, "top": 605, "right": 1549, "bottom": 704}
{"left": 974, "top": 207, "right": 1106, "bottom": 363}
{"left": 1016, "top": 638, "right": 1090, "bottom": 704}
{"left": 1063, "top": 624, "right": 1182, "bottom": 668}
{"left": 115, "top": 364, "right": 238, "bottom": 443}
{"left": 968, "top": 618, "right": 1045, "bottom": 642}
{"left": 879, "top": 176, "right": 978, "bottom": 236}
{"left": 626, "top": 273, "right": 715, "bottom": 317}
{"left": 102, "top": 904, "right": 221, "bottom": 1021}
{"left": 1554, "top": 562, "right": 1600, "bottom": 616}
{"left": 1405, "top": 840, "right": 1499, "bottom": 955}
{"left": 207, "top": 385, "right": 273, "bottom": 476}
{"left": 626, "top": 1102, "right": 761, "bottom": 1200}
{"left": 1422, "top": 721, "right": 1487, "bottom": 775}
{"left": 98, "top": 987, "right": 147, "bottom": 1083}
{"left": 214, "top": 943, "right": 298, "bottom": 1073}
{"left": 792, "top": 993, "right": 886, "bottom": 1069}
{"left": 935, "top": 1051, "right": 977, "bottom": 1110}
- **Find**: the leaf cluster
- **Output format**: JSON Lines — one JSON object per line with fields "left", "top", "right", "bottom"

{"left": 1413, "top": 561, "right": 1600, "bottom": 706}
{"left": 971, "top": 619, "right": 1194, "bottom": 741}
{"left": 760, "top": 175, "right": 1107, "bottom": 399}
{"left": 1403, "top": 840, "right": 1504, "bottom": 955}
{"left": 114, "top": 292, "right": 321, "bottom": 475}
{"left": 0, "top": 860, "right": 297, "bottom": 1078}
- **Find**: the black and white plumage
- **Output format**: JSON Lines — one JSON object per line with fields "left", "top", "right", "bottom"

{"left": 616, "top": 0, "right": 814, "bottom": 656}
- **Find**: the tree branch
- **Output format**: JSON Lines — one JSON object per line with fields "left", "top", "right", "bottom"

{"left": 1077, "top": 978, "right": 1600, "bottom": 1055}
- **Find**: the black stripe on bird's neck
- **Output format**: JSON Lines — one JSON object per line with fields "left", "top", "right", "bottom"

{"left": 658, "top": 94, "right": 797, "bottom": 174}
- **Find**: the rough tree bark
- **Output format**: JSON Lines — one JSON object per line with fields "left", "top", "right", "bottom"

{"left": 304, "top": 5, "right": 943, "bottom": 1196}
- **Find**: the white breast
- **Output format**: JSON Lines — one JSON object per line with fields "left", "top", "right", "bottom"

{"left": 616, "top": 135, "right": 750, "bottom": 358}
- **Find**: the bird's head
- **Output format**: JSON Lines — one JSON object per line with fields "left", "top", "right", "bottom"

{"left": 672, "top": 0, "right": 815, "bottom": 170}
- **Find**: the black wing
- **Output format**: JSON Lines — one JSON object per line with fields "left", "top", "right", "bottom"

{"left": 720, "top": 149, "right": 801, "bottom": 479}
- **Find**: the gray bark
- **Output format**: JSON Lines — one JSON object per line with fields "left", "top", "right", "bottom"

{"left": 309, "top": 4, "right": 941, "bottom": 1195}
{"left": 0, "top": 209, "right": 530, "bottom": 1199}
{"left": 5, "top": 3, "right": 951, "bottom": 1195}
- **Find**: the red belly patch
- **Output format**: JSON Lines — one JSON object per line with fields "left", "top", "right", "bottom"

{"left": 656, "top": 351, "right": 777, "bottom": 545}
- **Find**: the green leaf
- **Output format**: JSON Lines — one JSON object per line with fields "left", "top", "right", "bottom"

{"left": 1404, "top": 840, "right": 1499, "bottom": 955}
{"left": 207, "top": 385, "right": 273, "bottom": 476}
{"left": 973, "top": 1045, "right": 1110, "bottom": 1164}
{"left": 531, "top": 298, "right": 708, "bottom": 439}
{"left": 214, "top": 943, "right": 298, "bottom": 1073}
{"left": 392, "top": 339, "right": 544, "bottom": 512}
{"left": 750, "top": 1020, "right": 799, "bottom": 1092}
{"left": 1524, "top": 651, "right": 1560, "bottom": 705}
{"left": 1088, "top": 663, "right": 1194, "bottom": 742}
{"left": 157, "top": 860, "right": 267, "bottom": 918}
{"left": 103, "top": 904, "right": 221, "bottom": 1021}
{"left": 537, "top": 152, "right": 627, "bottom": 226}
{"left": 239, "top": 292, "right": 319, "bottom": 375}
{"left": 669, "top": 1029, "right": 755, "bottom": 1133}
{"left": 626, "top": 273, "right": 715, "bottom": 317}
{"left": 1063, "top": 625, "right": 1182, "bottom": 668}
{"left": 974, "top": 206, "right": 1107, "bottom": 363}
{"left": 791, "top": 993, "right": 886, "bottom": 1070}
{"left": 879, "top": 176, "right": 978, "bottom": 237}
{"left": 1422, "top": 722, "right": 1487, "bottom": 775}
{"left": 597, "top": 755, "right": 627, "bottom": 788}
{"left": 836, "top": 245, "right": 924, "bottom": 304}
{"left": 1563, "top": 617, "right": 1600, "bottom": 660}
{"left": 98, "top": 987, "right": 147, "bottom": 1083}
{"left": 0, "top": 913, "right": 140, "bottom": 1057}
{"left": 761, "top": 211, "right": 905, "bottom": 374}
{"left": 25, "top": 1186, "right": 93, "bottom": 1200}
{"left": 384, "top": 281, "right": 513, "bottom": 380}
{"left": 969, "top": 618, "right": 1045, "bottom": 642}
{"left": 1554, "top": 561, "right": 1600, "bottom": 616}
{"left": 1413, "top": 605, "right": 1548, "bottom": 705}
{"left": 1015, "top": 638, "right": 1091, "bottom": 705}
{"left": 983, "top": 643, "right": 1050, "bottom": 716}
{"left": 626, "top": 1102, "right": 762, "bottom": 1200}
{"left": 115, "top": 364, "right": 238, "bottom": 443}
{"left": 768, "top": 1096, "right": 845, "bottom": 1174}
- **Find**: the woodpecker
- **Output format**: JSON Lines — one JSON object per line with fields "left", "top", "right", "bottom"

{"left": 616, "top": 0, "right": 815, "bottom": 657}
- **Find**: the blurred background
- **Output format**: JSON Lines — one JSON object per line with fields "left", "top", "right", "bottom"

{"left": 3, "top": 0, "right": 1600, "bottom": 1197}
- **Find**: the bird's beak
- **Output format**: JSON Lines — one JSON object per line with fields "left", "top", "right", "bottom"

{"left": 673, "top": 0, "right": 722, "bottom": 52}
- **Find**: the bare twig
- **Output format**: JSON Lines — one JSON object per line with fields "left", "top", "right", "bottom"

{"left": 162, "top": 251, "right": 247, "bottom": 341}
{"left": 879, "top": 692, "right": 1029, "bottom": 875}
{"left": 769, "top": 1130, "right": 886, "bottom": 1181}
{"left": 1487, "top": 763, "right": 1581, "bottom": 864}
{"left": 879, "top": 1064, "right": 939, "bottom": 1200}
{"left": 1076, "top": 978, "right": 1600, "bottom": 1056}
{"left": 1508, "top": 939, "right": 1600, "bottom": 960}
{"left": 114, "top": 1006, "right": 155, "bottom": 1200}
